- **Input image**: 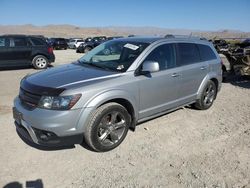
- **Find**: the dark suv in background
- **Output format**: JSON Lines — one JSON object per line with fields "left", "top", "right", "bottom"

{"left": 0, "top": 35, "right": 55, "bottom": 69}
{"left": 48, "top": 38, "right": 68, "bottom": 50}
{"left": 76, "top": 36, "right": 107, "bottom": 53}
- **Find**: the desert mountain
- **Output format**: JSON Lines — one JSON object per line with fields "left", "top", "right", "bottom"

{"left": 0, "top": 24, "right": 249, "bottom": 39}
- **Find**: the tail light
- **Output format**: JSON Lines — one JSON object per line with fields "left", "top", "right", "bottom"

{"left": 48, "top": 47, "right": 53, "bottom": 54}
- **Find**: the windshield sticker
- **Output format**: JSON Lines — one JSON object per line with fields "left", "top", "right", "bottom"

{"left": 124, "top": 43, "right": 139, "bottom": 50}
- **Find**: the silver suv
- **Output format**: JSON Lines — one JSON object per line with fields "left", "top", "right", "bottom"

{"left": 13, "top": 36, "right": 222, "bottom": 152}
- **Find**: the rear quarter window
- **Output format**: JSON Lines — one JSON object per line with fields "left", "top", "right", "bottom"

{"left": 30, "top": 37, "right": 46, "bottom": 46}
{"left": 198, "top": 44, "right": 217, "bottom": 61}
{"left": 176, "top": 43, "right": 200, "bottom": 66}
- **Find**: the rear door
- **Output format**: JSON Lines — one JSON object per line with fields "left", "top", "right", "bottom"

{"left": 0, "top": 36, "right": 11, "bottom": 67}
{"left": 175, "top": 42, "right": 208, "bottom": 104}
{"left": 9, "top": 37, "right": 32, "bottom": 65}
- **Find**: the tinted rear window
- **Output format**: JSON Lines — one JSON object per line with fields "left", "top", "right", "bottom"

{"left": 12, "top": 37, "right": 27, "bottom": 47}
{"left": 198, "top": 44, "right": 217, "bottom": 61}
{"left": 176, "top": 43, "right": 200, "bottom": 66}
{"left": 30, "top": 37, "right": 46, "bottom": 46}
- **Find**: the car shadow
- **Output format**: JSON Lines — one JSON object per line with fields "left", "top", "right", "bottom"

{"left": 3, "top": 179, "right": 43, "bottom": 188}
{"left": 0, "top": 65, "right": 54, "bottom": 71}
{"left": 227, "top": 75, "right": 250, "bottom": 89}
{"left": 0, "top": 65, "right": 32, "bottom": 71}
{"left": 80, "top": 139, "right": 96, "bottom": 152}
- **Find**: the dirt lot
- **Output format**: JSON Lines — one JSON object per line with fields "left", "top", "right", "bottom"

{"left": 0, "top": 50, "right": 250, "bottom": 188}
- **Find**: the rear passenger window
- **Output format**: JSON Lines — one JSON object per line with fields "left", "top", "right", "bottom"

{"left": 30, "top": 37, "right": 46, "bottom": 46}
{"left": 12, "top": 38, "right": 27, "bottom": 47}
{"left": 144, "top": 44, "right": 176, "bottom": 70}
{"left": 198, "top": 44, "right": 217, "bottom": 61}
{"left": 176, "top": 43, "right": 200, "bottom": 66}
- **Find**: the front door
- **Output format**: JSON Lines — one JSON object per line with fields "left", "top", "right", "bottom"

{"left": 0, "top": 37, "right": 11, "bottom": 67}
{"left": 137, "top": 43, "right": 180, "bottom": 119}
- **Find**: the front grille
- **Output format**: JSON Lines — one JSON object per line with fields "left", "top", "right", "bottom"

{"left": 19, "top": 88, "right": 41, "bottom": 110}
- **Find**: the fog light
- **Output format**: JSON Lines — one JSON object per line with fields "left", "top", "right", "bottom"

{"left": 32, "top": 127, "right": 57, "bottom": 141}
{"left": 40, "top": 134, "right": 49, "bottom": 141}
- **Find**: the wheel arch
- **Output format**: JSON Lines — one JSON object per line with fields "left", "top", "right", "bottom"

{"left": 197, "top": 74, "right": 220, "bottom": 100}
{"left": 31, "top": 53, "right": 49, "bottom": 62}
{"left": 100, "top": 98, "right": 136, "bottom": 131}
{"left": 84, "top": 90, "right": 138, "bottom": 131}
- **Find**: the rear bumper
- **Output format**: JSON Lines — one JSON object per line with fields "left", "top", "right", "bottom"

{"left": 48, "top": 54, "right": 55, "bottom": 63}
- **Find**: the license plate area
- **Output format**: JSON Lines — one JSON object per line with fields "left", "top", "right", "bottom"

{"left": 13, "top": 107, "right": 23, "bottom": 124}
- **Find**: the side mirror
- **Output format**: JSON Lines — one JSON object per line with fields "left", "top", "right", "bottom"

{"left": 141, "top": 61, "right": 159, "bottom": 74}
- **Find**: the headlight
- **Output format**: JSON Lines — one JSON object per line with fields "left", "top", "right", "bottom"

{"left": 38, "top": 94, "right": 81, "bottom": 110}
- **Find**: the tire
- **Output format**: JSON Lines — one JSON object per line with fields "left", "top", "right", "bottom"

{"left": 194, "top": 80, "right": 217, "bottom": 110}
{"left": 32, "top": 55, "right": 49, "bottom": 69}
{"left": 84, "top": 102, "right": 131, "bottom": 152}
{"left": 84, "top": 46, "right": 92, "bottom": 53}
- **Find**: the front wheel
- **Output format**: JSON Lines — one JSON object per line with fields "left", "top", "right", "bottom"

{"left": 32, "top": 55, "right": 49, "bottom": 69}
{"left": 84, "top": 103, "right": 131, "bottom": 152}
{"left": 194, "top": 80, "right": 217, "bottom": 110}
{"left": 84, "top": 46, "right": 92, "bottom": 53}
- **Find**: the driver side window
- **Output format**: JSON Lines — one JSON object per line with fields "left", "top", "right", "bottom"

{"left": 144, "top": 44, "right": 176, "bottom": 70}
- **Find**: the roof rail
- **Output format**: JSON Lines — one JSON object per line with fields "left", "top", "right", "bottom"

{"left": 164, "top": 34, "right": 207, "bottom": 40}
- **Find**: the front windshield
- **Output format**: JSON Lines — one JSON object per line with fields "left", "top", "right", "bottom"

{"left": 78, "top": 40, "right": 149, "bottom": 72}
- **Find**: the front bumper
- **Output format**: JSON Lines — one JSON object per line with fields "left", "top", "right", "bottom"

{"left": 13, "top": 97, "right": 90, "bottom": 146}
{"left": 15, "top": 121, "right": 83, "bottom": 146}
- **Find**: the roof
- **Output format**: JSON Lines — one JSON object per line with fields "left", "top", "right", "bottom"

{"left": 1, "top": 34, "right": 46, "bottom": 38}
{"left": 115, "top": 36, "right": 210, "bottom": 44}
{"left": 115, "top": 37, "right": 162, "bottom": 43}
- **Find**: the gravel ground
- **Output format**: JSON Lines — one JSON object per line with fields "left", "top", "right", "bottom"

{"left": 0, "top": 50, "right": 250, "bottom": 188}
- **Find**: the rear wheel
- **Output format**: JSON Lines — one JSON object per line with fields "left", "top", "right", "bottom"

{"left": 194, "top": 80, "right": 217, "bottom": 110}
{"left": 32, "top": 55, "right": 48, "bottom": 69}
{"left": 84, "top": 103, "right": 130, "bottom": 152}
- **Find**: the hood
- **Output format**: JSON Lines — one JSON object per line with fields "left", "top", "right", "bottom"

{"left": 21, "top": 62, "right": 120, "bottom": 95}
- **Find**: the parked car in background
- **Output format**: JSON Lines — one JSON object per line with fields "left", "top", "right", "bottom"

{"left": 0, "top": 35, "right": 55, "bottom": 69}
{"left": 48, "top": 38, "right": 68, "bottom": 50}
{"left": 84, "top": 37, "right": 92, "bottom": 42}
{"left": 76, "top": 36, "right": 107, "bottom": 53}
{"left": 67, "top": 38, "right": 84, "bottom": 49}
{"left": 13, "top": 36, "right": 222, "bottom": 152}
{"left": 238, "top": 38, "right": 250, "bottom": 48}
{"left": 107, "top": 36, "right": 123, "bottom": 41}
{"left": 210, "top": 39, "right": 229, "bottom": 52}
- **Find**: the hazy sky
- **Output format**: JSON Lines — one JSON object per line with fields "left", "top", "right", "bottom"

{"left": 0, "top": 0, "right": 249, "bottom": 31}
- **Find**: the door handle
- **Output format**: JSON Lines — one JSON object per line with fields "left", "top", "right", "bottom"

{"left": 171, "top": 73, "right": 179, "bottom": 77}
{"left": 200, "top": 66, "right": 207, "bottom": 70}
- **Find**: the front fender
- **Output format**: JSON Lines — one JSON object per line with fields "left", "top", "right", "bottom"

{"left": 76, "top": 89, "right": 138, "bottom": 133}
{"left": 85, "top": 89, "right": 137, "bottom": 114}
